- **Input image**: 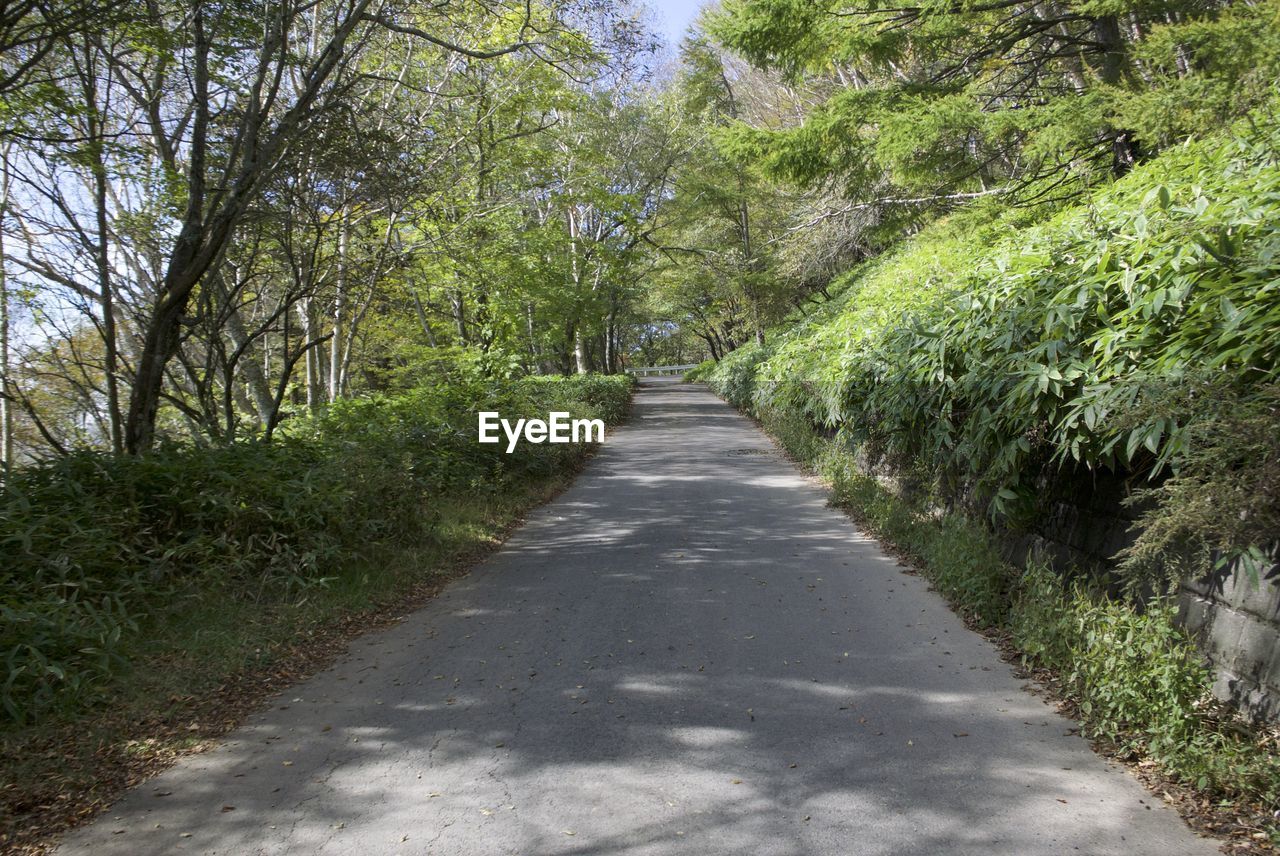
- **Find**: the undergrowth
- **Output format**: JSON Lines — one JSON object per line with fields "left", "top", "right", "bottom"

{"left": 0, "top": 372, "right": 634, "bottom": 726}
{"left": 718, "top": 110, "right": 1280, "bottom": 597}
{"left": 690, "top": 111, "right": 1280, "bottom": 819}
{"left": 0, "top": 467, "right": 585, "bottom": 854}
{"left": 761, "top": 407, "right": 1280, "bottom": 813}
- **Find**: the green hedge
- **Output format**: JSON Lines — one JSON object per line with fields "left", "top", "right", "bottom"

{"left": 682, "top": 360, "right": 717, "bottom": 383}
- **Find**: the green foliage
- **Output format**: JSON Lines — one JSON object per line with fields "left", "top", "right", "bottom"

{"left": 1113, "top": 377, "right": 1280, "bottom": 591}
{"left": 711, "top": 0, "right": 1280, "bottom": 214}
{"left": 1, "top": 442, "right": 367, "bottom": 722}
{"left": 0, "top": 372, "right": 631, "bottom": 725}
{"left": 699, "top": 113, "right": 1280, "bottom": 805}
{"left": 704, "top": 113, "right": 1280, "bottom": 593}
{"left": 649, "top": 34, "right": 804, "bottom": 364}
{"left": 1116, "top": 4, "right": 1280, "bottom": 149}
{"left": 741, "top": 409, "right": 1280, "bottom": 806}
{"left": 1014, "top": 564, "right": 1280, "bottom": 801}
{"left": 519, "top": 374, "right": 636, "bottom": 426}
{"left": 706, "top": 342, "right": 773, "bottom": 410}
{"left": 682, "top": 359, "right": 717, "bottom": 382}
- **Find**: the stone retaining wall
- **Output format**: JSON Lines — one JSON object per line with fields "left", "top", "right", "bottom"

{"left": 1005, "top": 468, "right": 1280, "bottom": 722}
{"left": 1179, "top": 560, "right": 1280, "bottom": 722}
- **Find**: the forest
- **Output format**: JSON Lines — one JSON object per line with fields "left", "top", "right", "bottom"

{"left": 2, "top": 0, "right": 1280, "bottom": 849}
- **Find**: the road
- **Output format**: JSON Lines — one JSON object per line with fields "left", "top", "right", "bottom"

{"left": 58, "top": 377, "right": 1217, "bottom": 855}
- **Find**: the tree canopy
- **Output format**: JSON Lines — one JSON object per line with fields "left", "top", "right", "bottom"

{"left": 0, "top": 0, "right": 1276, "bottom": 463}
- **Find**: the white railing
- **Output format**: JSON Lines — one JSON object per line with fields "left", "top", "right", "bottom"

{"left": 625, "top": 364, "right": 698, "bottom": 377}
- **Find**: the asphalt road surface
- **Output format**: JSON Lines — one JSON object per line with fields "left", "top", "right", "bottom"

{"left": 58, "top": 377, "right": 1218, "bottom": 855}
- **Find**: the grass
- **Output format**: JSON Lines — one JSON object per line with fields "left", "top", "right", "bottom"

{"left": 0, "top": 464, "right": 584, "bottom": 855}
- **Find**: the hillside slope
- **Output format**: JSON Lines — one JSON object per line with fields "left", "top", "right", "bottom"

{"left": 691, "top": 112, "right": 1280, "bottom": 825}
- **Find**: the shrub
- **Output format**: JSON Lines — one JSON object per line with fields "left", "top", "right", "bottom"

{"left": 1, "top": 372, "right": 633, "bottom": 724}
{"left": 1, "top": 442, "right": 367, "bottom": 721}
{"left": 770, "top": 428, "right": 1280, "bottom": 807}
{"left": 698, "top": 111, "right": 1280, "bottom": 808}
{"left": 518, "top": 374, "right": 635, "bottom": 426}
{"left": 704, "top": 342, "right": 772, "bottom": 410}
{"left": 705, "top": 110, "right": 1280, "bottom": 594}
{"left": 683, "top": 359, "right": 716, "bottom": 382}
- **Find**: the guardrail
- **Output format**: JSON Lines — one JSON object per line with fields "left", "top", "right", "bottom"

{"left": 624, "top": 364, "right": 698, "bottom": 377}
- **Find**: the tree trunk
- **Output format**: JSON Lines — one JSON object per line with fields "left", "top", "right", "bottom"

{"left": 329, "top": 201, "right": 349, "bottom": 402}
{"left": 412, "top": 290, "right": 438, "bottom": 346}
{"left": 0, "top": 147, "right": 11, "bottom": 471}
{"left": 603, "top": 309, "right": 616, "bottom": 374}
{"left": 214, "top": 270, "right": 276, "bottom": 428}
{"left": 450, "top": 289, "right": 468, "bottom": 343}
{"left": 125, "top": 278, "right": 194, "bottom": 453}
{"left": 91, "top": 120, "right": 123, "bottom": 453}
{"left": 124, "top": 6, "right": 212, "bottom": 454}
{"left": 1090, "top": 15, "right": 1139, "bottom": 175}
{"left": 573, "top": 325, "right": 589, "bottom": 375}
{"left": 298, "top": 298, "right": 324, "bottom": 412}
{"left": 525, "top": 302, "right": 539, "bottom": 368}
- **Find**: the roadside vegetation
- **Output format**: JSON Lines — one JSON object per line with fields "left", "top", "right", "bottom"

{"left": 688, "top": 111, "right": 1280, "bottom": 839}
{"left": 4, "top": 0, "right": 1280, "bottom": 849}
{"left": 693, "top": 111, "right": 1280, "bottom": 594}
{"left": 0, "top": 370, "right": 632, "bottom": 848}
{"left": 2, "top": 0, "right": 665, "bottom": 847}
{"left": 671, "top": 3, "right": 1280, "bottom": 833}
{"left": 2, "top": 372, "right": 633, "bottom": 725}
{"left": 720, "top": 412, "right": 1280, "bottom": 842}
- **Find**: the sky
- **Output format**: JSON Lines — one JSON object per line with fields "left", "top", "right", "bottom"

{"left": 648, "top": 0, "right": 708, "bottom": 47}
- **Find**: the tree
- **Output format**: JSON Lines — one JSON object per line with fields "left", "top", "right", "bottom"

{"left": 709, "top": 0, "right": 1280, "bottom": 218}
{"left": 647, "top": 27, "right": 801, "bottom": 357}
{"left": 118, "top": 0, "right": 577, "bottom": 452}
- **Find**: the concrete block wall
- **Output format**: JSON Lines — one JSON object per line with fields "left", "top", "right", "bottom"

{"left": 1178, "top": 558, "right": 1280, "bottom": 722}
{"left": 855, "top": 449, "right": 1280, "bottom": 721}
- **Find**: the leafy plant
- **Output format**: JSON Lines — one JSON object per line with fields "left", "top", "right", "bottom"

{"left": 704, "top": 110, "right": 1280, "bottom": 594}
{"left": 748, "top": 412, "right": 1280, "bottom": 807}
{"left": 0, "top": 372, "right": 633, "bottom": 725}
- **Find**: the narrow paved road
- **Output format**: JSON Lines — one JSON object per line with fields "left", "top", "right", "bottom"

{"left": 59, "top": 378, "right": 1216, "bottom": 855}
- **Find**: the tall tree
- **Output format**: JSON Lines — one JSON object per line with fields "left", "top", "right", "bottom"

{"left": 709, "top": 0, "right": 1280, "bottom": 216}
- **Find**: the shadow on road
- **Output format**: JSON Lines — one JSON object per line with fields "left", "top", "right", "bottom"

{"left": 57, "top": 380, "right": 1214, "bottom": 856}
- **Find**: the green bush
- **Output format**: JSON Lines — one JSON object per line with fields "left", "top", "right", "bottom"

{"left": 1, "top": 371, "right": 632, "bottom": 725}
{"left": 706, "top": 342, "right": 772, "bottom": 410}
{"left": 683, "top": 359, "right": 717, "bottom": 382}
{"left": 518, "top": 374, "right": 635, "bottom": 425}
{"left": 705, "top": 111, "right": 1280, "bottom": 594}
{"left": 698, "top": 113, "right": 1280, "bottom": 809}
{"left": 1, "top": 442, "right": 367, "bottom": 722}
{"left": 756, "top": 421, "right": 1280, "bottom": 807}
{"left": 1016, "top": 564, "right": 1280, "bottom": 802}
